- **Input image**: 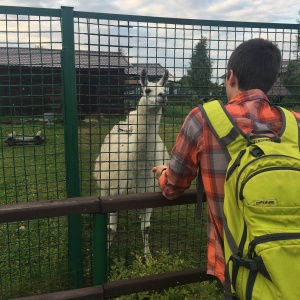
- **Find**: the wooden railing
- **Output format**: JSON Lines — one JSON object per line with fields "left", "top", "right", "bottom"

{"left": 0, "top": 189, "right": 216, "bottom": 299}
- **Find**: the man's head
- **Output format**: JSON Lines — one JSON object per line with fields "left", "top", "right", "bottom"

{"left": 226, "top": 38, "right": 281, "bottom": 100}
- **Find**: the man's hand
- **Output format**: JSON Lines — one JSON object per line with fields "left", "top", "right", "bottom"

{"left": 151, "top": 165, "right": 168, "bottom": 180}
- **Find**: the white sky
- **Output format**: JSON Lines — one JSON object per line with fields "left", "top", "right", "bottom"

{"left": 1, "top": 0, "right": 299, "bottom": 24}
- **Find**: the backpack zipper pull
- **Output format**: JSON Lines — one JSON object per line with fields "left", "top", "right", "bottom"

{"left": 240, "top": 181, "right": 246, "bottom": 200}
{"left": 226, "top": 149, "right": 246, "bottom": 180}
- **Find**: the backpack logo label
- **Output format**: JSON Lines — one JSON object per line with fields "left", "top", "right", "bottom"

{"left": 253, "top": 199, "right": 277, "bottom": 206}
{"left": 251, "top": 138, "right": 270, "bottom": 144}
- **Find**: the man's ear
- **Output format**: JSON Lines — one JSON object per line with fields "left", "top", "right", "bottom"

{"left": 228, "top": 70, "right": 237, "bottom": 87}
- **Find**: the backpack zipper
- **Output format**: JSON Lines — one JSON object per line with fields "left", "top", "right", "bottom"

{"left": 235, "top": 154, "right": 300, "bottom": 203}
{"left": 247, "top": 232, "right": 300, "bottom": 258}
{"left": 239, "top": 166, "right": 300, "bottom": 200}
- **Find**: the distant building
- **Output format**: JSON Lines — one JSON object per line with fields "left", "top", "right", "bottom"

{"left": 219, "top": 60, "right": 297, "bottom": 103}
{"left": 0, "top": 47, "right": 129, "bottom": 116}
{"left": 267, "top": 81, "right": 291, "bottom": 103}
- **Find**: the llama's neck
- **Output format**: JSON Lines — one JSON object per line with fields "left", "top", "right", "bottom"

{"left": 134, "top": 105, "right": 161, "bottom": 140}
{"left": 128, "top": 103, "right": 162, "bottom": 161}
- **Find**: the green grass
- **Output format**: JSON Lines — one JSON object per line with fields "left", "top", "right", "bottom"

{"left": 109, "top": 250, "right": 223, "bottom": 300}
{"left": 0, "top": 107, "right": 219, "bottom": 299}
{"left": 0, "top": 121, "right": 70, "bottom": 298}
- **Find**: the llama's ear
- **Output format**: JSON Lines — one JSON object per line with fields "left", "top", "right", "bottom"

{"left": 140, "top": 68, "right": 148, "bottom": 87}
{"left": 158, "top": 69, "right": 169, "bottom": 86}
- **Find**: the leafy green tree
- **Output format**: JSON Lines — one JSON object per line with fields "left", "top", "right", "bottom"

{"left": 177, "top": 74, "right": 190, "bottom": 95}
{"left": 296, "top": 11, "right": 300, "bottom": 58}
{"left": 186, "top": 38, "right": 213, "bottom": 97}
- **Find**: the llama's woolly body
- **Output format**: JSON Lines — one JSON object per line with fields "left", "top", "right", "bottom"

{"left": 94, "top": 101, "right": 169, "bottom": 196}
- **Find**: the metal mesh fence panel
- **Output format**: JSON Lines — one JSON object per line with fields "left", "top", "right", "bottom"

{"left": 0, "top": 5, "right": 299, "bottom": 299}
{"left": 73, "top": 15, "right": 213, "bottom": 284}
{"left": 0, "top": 7, "right": 71, "bottom": 299}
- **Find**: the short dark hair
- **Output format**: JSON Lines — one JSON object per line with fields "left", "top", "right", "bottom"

{"left": 226, "top": 38, "right": 281, "bottom": 93}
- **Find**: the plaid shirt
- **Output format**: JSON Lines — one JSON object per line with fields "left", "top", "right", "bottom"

{"left": 159, "top": 89, "right": 300, "bottom": 284}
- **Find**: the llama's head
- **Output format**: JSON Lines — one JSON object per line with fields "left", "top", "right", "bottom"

{"left": 139, "top": 68, "right": 169, "bottom": 112}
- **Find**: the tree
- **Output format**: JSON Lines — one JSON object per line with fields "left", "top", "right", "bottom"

{"left": 282, "top": 60, "right": 300, "bottom": 99}
{"left": 186, "top": 38, "right": 213, "bottom": 97}
{"left": 296, "top": 11, "right": 300, "bottom": 58}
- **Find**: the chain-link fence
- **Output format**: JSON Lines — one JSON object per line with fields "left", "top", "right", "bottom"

{"left": 0, "top": 5, "right": 299, "bottom": 299}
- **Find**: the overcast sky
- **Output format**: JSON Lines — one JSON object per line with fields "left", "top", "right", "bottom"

{"left": 1, "top": 0, "right": 299, "bottom": 24}
{"left": 1, "top": 0, "right": 299, "bottom": 81}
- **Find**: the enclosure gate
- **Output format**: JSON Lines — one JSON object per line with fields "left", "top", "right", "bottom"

{"left": 0, "top": 5, "right": 299, "bottom": 299}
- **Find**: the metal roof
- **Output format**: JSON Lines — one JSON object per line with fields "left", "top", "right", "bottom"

{"left": 0, "top": 47, "right": 130, "bottom": 69}
{"left": 267, "top": 81, "right": 291, "bottom": 96}
{"left": 128, "top": 63, "right": 170, "bottom": 77}
{"left": 0, "top": 48, "right": 171, "bottom": 79}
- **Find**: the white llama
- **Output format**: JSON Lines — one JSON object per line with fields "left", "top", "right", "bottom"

{"left": 94, "top": 68, "right": 170, "bottom": 256}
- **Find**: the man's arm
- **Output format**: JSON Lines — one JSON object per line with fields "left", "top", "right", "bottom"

{"left": 152, "top": 107, "right": 204, "bottom": 200}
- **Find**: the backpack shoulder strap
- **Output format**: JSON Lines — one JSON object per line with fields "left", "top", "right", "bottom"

{"left": 277, "top": 106, "right": 300, "bottom": 150}
{"left": 196, "top": 99, "right": 245, "bottom": 219}
{"left": 199, "top": 99, "right": 246, "bottom": 160}
{"left": 197, "top": 100, "right": 240, "bottom": 261}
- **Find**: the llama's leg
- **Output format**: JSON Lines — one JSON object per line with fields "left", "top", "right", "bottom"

{"left": 140, "top": 208, "right": 152, "bottom": 257}
{"left": 108, "top": 212, "right": 118, "bottom": 248}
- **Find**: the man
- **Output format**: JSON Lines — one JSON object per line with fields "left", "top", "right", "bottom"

{"left": 152, "top": 38, "right": 300, "bottom": 285}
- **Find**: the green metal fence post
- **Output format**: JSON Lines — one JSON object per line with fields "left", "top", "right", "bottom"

{"left": 93, "top": 213, "right": 108, "bottom": 285}
{"left": 61, "top": 6, "right": 83, "bottom": 288}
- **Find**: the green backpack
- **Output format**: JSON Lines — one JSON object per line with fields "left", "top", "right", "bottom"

{"left": 201, "top": 99, "right": 300, "bottom": 300}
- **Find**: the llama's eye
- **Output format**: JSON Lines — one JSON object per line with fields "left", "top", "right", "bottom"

{"left": 145, "top": 88, "right": 151, "bottom": 94}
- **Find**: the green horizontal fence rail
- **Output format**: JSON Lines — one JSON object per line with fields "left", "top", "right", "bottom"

{"left": 0, "top": 4, "right": 299, "bottom": 299}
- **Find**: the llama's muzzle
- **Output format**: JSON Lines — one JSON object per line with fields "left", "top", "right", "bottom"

{"left": 157, "top": 93, "right": 167, "bottom": 105}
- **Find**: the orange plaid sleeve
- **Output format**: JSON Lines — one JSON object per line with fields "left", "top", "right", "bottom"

{"left": 159, "top": 107, "right": 202, "bottom": 200}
